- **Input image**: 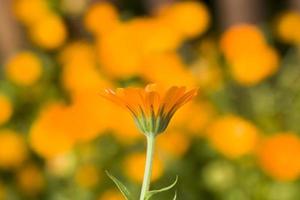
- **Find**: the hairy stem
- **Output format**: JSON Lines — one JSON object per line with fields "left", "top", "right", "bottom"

{"left": 140, "top": 134, "right": 155, "bottom": 200}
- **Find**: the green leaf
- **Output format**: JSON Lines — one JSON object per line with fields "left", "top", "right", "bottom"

{"left": 145, "top": 176, "right": 178, "bottom": 200}
{"left": 173, "top": 191, "right": 177, "bottom": 200}
{"left": 105, "top": 171, "right": 132, "bottom": 200}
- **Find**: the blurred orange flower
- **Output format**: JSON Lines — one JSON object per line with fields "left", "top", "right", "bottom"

{"left": 17, "top": 164, "right": 45, "bottom": 195}
{"left": 276, "top": 11, "right": 300, "bottom": 44}
{"left": 0, "top": 130, "right": 27, "bottom": 169}
{"left": 230, "top": 46, "right": 279, "bottom": 86}
{"left": 106, "top": 104, "right": 142, "bottom": 144}
{"left": 207, "top": 115, "right": 259, "bottom": 159}
{"left": 159, "top": 1, "right": 210, "bottom": 38}
{"left": 5, "top": 51, "right": 42, "bottom": 86}
{"left": 141, "top": 53, "right": 197, "bottom": 89}
{"left": 257, "top": 133, "right": 300, "bottom": 181}
{"left": 59, "top": 41, "right": 97, "bottom": 65}
{"left": 220, "top": 24, "right": 279, "bottom": 85}
{"left": 220, "top": 24, "right": 266, "bottom": 61}
{"left": 13, "top": 0, "right": 50, "bottom": 26}
{"left": 84, "top": 2, "right": 119, "bottom": 36}
{"left": 0, "top": 94, "right": 13, "bottom": 126}
{"left": 62, "top": 59, "right": 111, "bottom": 95}
{"left": 172, "top": 101, "right": 216, "bottom": 135}
{"left": 123, "top": 152, "right": 164, "bottom": 183}
{"left": 30, "top": 14, "right": 67, "bottom": 49}
{"left": 97, "top": 24, "right": 142, "bottom": 78}
{"left": 127, "top": 18, "right": 182, "bottom": 54}
{"left": 157, "top": 130, "right": 190, "bottom": 158}
{"left": 68, "top": 92, "right": 111, "bottom": 142}
{"left": 29, "top": 103, "right": 76, "bottom": 159}
{"left": 98, "top": 190, "right": 124, "bottom": 200}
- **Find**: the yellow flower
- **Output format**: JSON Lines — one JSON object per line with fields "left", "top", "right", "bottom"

{"left": 101, "top": 84, "right": 197, "bottom": 136}
{"left": 29, "top": 103, "right": 76, "bottom": 159}
{"left": 123, "top": 152, "right": 163, "bottom": 183}
{"left": 84, "top": 2, "right": 119, "bottom": 35}
{"left": 159, "top": 1, "right": 210, "bottom": 38}
{"left": 5, "top": 51, "right": 42, "bottom": 86}
{"left": 276, "top": 11, "right": 300, "bottom": 44}
{"left": 257, "top": 133, "right": 300, "bottom": 181}
{"left": 0, "top": 130, "right": 27, "bottom": 169}
{"left": 0, "top": 94, "right": 13, "bottom": 126}
{"left": 207, "top": 115, "right": 259, "bottom": 159}
{"left": 98, "top": 190, "right": 124, "bottom": 200}
{"left": 75, "top": 164, "right": 100, "bottom": 188}
{"left": 13, "top": 0, "right": 50, "bottom": 26}
{"left": 30, "top": 14, "right": 67, "bottom": 49}
{"left": 17, "top": 164, "right": 44, "bottom": 195}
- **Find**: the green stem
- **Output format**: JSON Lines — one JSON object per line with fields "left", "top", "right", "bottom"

{"left": 140, "top": 134, "right": 155, "bottom": 200}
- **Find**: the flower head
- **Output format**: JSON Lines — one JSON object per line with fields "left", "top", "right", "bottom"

{"left": 101, "top": 84, "right": 197, "bottom": 136}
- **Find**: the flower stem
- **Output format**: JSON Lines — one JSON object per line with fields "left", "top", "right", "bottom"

{"left": 140, "top": 134, "right": 155, "bottom": 200}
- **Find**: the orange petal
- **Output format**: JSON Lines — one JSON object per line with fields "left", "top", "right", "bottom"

{"left": 163, "top": 86, "right": 186, "bottom": 113}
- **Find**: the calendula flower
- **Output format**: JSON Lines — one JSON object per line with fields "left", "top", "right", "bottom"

{"left": 102, "top": 84, "right": 197, "bottom": 200}
{"left": 101, "top": 84, "right": 197, "bottom": 136}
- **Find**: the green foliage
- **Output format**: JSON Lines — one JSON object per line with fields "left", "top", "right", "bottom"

{"left": 106, "top": 171, "right": 133, "bottom": 200}
{"left": 145, "top": 176, "right": 178, "bottom": 200}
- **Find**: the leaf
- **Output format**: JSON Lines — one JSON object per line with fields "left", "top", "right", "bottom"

{"left": 106, "top": 171, "right": 132, "bottom": 200}
{"left": 145, "top": 176, "right": 178, "bottom": 200}
{"left": 173, "top": 191, "right": 177, "bottom": 200}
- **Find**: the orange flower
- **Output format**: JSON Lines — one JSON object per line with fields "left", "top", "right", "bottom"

{"left": 157, "top": 130, "right": 190, "bottom": 158}
{"left": 98, "top": 190, "right": 124, "bottom": 200}
{"left": 257, "top": 133, "right": 300, "bottom": 181}
{"left": 276, "top": 11, "right": 300, "bottom": 44}
{"left": 123, "top": 152, "right": 164, "bottom": 183}
{"left": 220, "top": 24, "right": 266, "bottom": 61}
{"left": 5, "top": 51, "right": 43, "bottom": 86}
{"left": 29, "top": 14, "right": 67, "bottom": 49}
{"left": 101, "top": 84, "right": 197, "bottom": 136}
{"left": 207, "top": 115, "right": 259, "bottom": 159}
{"left": 13, "top": 0, "right": 50, "bottom": 26}
{"left": 0, "top": 130, "right": 28, "bottom": 169}
{"left": 158, "top": 1, "right": 210, "bottom": 38}
{"left": 84, "top": 2, "right": 119, "bottom": 36}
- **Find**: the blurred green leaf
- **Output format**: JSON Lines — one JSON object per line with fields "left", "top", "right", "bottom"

{"left": 145, "top": 176, "right": 178, "bottom": 200}
{"left": 106, "top": 171, "right": 133, "bottom": 200}
{"left": 173, "top": 191, "right": 177, "bottom": 200}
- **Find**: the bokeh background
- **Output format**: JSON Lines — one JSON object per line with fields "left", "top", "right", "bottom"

{"left": 1, "top": 0, "right": 300, "bottom": 199}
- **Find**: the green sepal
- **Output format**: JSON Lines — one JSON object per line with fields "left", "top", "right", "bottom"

{"left": 105, "top": 171, "right": 133, "bottom": 200}
{"left": 145, "top": 176, "right": 178, "bottom": 200}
